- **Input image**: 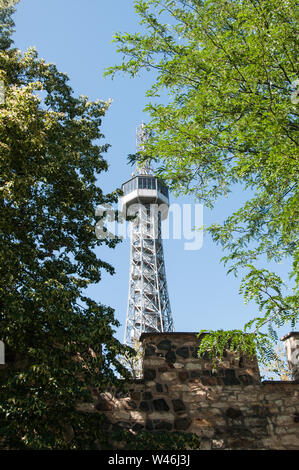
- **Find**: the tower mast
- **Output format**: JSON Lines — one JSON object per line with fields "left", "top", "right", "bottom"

{"left": 122, "top": 125, "right": 174, "bottom": 348}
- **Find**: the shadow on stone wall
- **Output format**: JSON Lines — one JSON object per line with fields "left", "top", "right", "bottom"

{"left": 94, "top": 332, "right": 299, "bottom": 450}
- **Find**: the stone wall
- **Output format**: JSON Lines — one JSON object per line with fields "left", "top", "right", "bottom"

{"left": 95, "top": 332, "right": 299, "bottom": 450}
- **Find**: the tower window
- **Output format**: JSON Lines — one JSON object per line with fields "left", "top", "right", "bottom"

{"left": 157, "top": 180, "right": 168, "bottom": 198}
{"left": 123, "top": 178, "right": 137, "bottom": 194}
{"left": 138, "top": 177, "right": 156, "bottom": 189}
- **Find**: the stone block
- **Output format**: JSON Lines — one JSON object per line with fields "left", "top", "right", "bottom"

{"left": 280, "top": 434, "right": 299, "bottom": 448}
{"left": 190, "top": 371, "right": 201, "bottom": 379}
{"left": 201, "top": 377, "right": 218, "bottom": 386}
{"left": 115, "top": 410, "right": 132, "bottom": 420}
{"left": 183, "top": 391, "right": 206, "bottom": 403}
{"left": 276, "top": 415, "right": 293, "bottom": 426}
{"left": 144, "top": 358, "right": 165, "bottom": 367}
{"left": 193, "top": 418, "right": 213, "bottom": 427}
{"left": 139, "top": 401, "right": 150, "bottom": 412}
{"left": 225, "top": 407, "right": 243, "bottom": 419}
{"left": 174, "top": 417, "right": 192, "bottom": 431}
{"left": 144, "top": 345, "right": 156, "bottom": 357}
{"left": 165, "top": 350, "right": 176, "bottom": 363}
{"left": 129, "top": 411, "right": 146, "bottom": 422}
{"left": 154, "top": 420, "right": 173, "bottom": 431}
{"left": 186, "top": 363, "right": 202, "bottom": 370}
{"left": 173, "top": 362, "right": 185, "bottom": 369}
{"left": 157, "top": 339, "right": 172, "bottom": 350}
{"left": 148, "top": 411, "right": 174, "bottom": 421}
{"left": 176, "top": 347, "right": 189, "bottom": 359}
{"left": 200, "top": 440, "right": 212, "bottom": 450}
{"left": 190, "top": 424, "right": 215, "bottom": 438}
{"left": 145, "top": 380, "right": 156, "bottom": 388}
{"left": 178, "top": 371, "right": 189, "bottom": 382}
{"left": 212, "top": 439, "right": 225, "bottom": 449}
{"left": 153, "top": 398, "right": 170, "bottom": 411}
{"left": 172, "top": 399, "right": 186, "bottom": 412}
{"left": 130, "top": 391, "right": 141, "bottom": 401}
{"left": 95, "top": 397, "right": 114, "bottom": 411}
{"left": 160, "top": 371, "right": 177, "bottom": 381}
{"left": 144, "top": 368, "right": 156, "bottom": 381}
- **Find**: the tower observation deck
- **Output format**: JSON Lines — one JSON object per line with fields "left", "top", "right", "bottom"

{"left": 122, "top": 125, "right": 174, "bottom": 347}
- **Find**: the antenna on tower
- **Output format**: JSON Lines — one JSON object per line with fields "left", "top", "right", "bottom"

{"left": 135, "top": 123, "right": 152, "bottom": 175}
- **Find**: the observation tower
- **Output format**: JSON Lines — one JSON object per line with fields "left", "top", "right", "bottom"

{"left": 122, "top": 125, "right": 174, "bottom": 347}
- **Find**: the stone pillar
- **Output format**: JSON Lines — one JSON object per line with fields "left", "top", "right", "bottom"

{"left": 281, "top": 332, "right": 299, "bottom": 382}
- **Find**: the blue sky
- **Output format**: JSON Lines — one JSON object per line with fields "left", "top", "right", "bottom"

{"left": 12, "top": 0, "right": 296, "bottom": 344}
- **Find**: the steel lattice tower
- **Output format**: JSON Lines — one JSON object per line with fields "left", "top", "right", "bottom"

{"left": 122, "top": 125, "right": 174, "bottom": 347}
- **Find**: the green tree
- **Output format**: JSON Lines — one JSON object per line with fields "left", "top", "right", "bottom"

{"left": 259, "top": 344, "right": 292, "bottom": 381}
{"left": 106, "top": 0, "right": 299, "bottom": 362}
{"left": 121, "top": 338, "right": 143, "bottom": 379}
{"left": 0, "top": 4, "right": 131, "bottom": 449}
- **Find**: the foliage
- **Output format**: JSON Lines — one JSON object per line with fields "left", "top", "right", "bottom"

{"left": 0, "top": 4, "right": 133, "bottom": 449}
{"left": 106, "top": 0, "right": 299, "bottom": 356}
{"left": 198, "top": 329, "right": 292, "bottom": 377}
{"left": 197, "top": 329, "right": 275, "bottom": 367}
{"left": 259, "top": 344, "right": 292, "bottom": 381}
{"left": 120, "top": 339, "right": 143, "bottom": 380}
{"left": 0, "top": 1, "right": 17, "bottom": 50}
